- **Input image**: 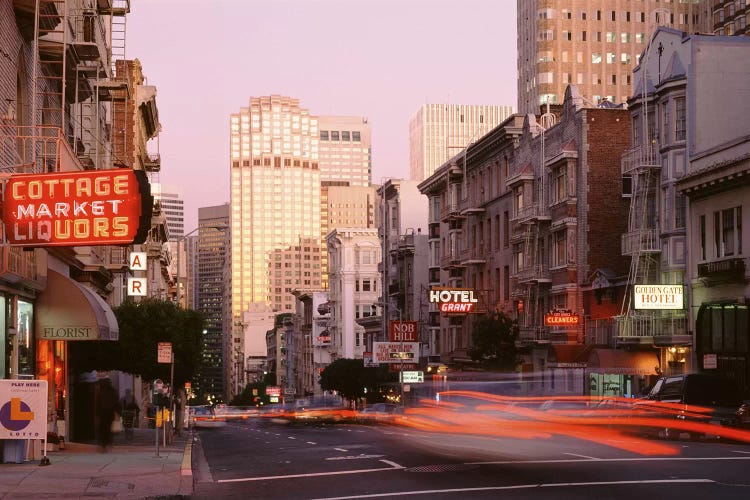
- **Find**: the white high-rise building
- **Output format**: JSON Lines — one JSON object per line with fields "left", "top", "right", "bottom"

{"left": 150, "top": 183, "right": 184, "bottom": 240}
{"left": 409, "top": 104, "right": 513, "bottom": 182}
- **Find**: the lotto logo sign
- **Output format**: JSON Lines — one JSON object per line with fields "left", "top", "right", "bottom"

{"left": 0, "top": 380, "right": 47, "bottom": 439}
{"left": 389, "top": 321, "right": 418, "bottom": 342}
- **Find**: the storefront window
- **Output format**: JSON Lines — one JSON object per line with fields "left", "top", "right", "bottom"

{"left": 17, "top": 299, "right": 34, "bottom": 378}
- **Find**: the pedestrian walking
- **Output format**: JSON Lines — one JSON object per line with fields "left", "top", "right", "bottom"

{"left": 96, "top": 378, "right": 120, "bottom": 451}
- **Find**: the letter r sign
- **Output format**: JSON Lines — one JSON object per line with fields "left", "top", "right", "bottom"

{"left": 128, "top": 277, "right": 147, "bottom": 296}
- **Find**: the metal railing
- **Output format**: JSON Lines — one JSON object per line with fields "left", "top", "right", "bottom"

{"left": 621, "top": 142, "right": 661, "bottom": 175}
{"left": 615, "top": 313, "right": 687, "bottom": 338}
{"left": 621, "top": 228, "right": 661, "bottom": 255}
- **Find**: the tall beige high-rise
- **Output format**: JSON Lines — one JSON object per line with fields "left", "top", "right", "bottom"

{"left": 230, "top": 95, "right": 322, "bottom": 316}
{"left": 317, "top": 116, "right": 372, "bottom": 187}
{"left": 409, "top": 104, "right": 514, "bottom": 182}
{"left": 517, "top": 0, "right": 708, "bottom": 114}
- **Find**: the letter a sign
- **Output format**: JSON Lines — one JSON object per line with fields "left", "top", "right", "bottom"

{"left": 129, "top": 252, "right": 147, "bottom": 271}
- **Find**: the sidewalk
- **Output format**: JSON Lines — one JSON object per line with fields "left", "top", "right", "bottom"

{"left": 0, "top": 428, "right": 193, "bottom": 499}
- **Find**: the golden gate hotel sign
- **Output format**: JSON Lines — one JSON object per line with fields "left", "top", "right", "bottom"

{"left": 429, "top": 287, "right": 479, "bottom": 314}
{"left": 1, "top": 169, "right": 151, "bottom": 247}
{"left": 633, "top": 285, "right": 684, "bottom": 310}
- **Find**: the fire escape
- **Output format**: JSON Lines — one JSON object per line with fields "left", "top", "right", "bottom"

{"left": 2, "top": 0, "right": 132, "bottom": 284}
{"left": 510, "top": 111, "right": 555, "bottom": 344}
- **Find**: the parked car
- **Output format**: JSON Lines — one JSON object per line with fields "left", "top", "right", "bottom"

{"left": 639, "top": 373, "right": 744, "bottom": 439}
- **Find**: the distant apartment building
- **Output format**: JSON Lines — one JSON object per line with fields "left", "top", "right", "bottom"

{"left": 632, "top": 28, "right": 750, "bottom": 388}
{"left": 229, "top": 95, "right": 322, "bottom": 316}
{"left": 320, "top": 182, "right": 379, "bottom": 288}
{"left": 318, "top": 115, "right": 372, "bottom": 186}
{"left": 419, "top": 87, "right": 636, "bottom": 394}
{"left": 376, "top": 180, "right": 429, "bottom": 354}
{"left": 517, "top": 0, "right": 707, "bottom": 114}
{"left": 409, "top": 104, "right": 514, "bottom": 182}
{"left": 197, "top": 204, "right": 230, "bottom": 400}
{"left": 419, "top": 115, "right": 525, "bottom": 361}
{"left": 326, "top": 228, "right": 381, "bottom": 360}
{"left": 291, "top": 290, "right": 332, "bottom": 398}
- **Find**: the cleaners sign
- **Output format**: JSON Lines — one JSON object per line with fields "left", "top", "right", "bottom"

{"left": 0, "top": 380, "right": 47, "bottom": 440}
{"left": 633, "top": 285, "right": 684, "bottom": 310}
{"left": 544, "top": 309, "right": 580, "bottom": 326}
{"left": 2, "top": 169, "right": 152, "bottom": 247}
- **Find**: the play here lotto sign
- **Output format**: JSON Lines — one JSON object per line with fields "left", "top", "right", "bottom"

{"left": 0, "top": 380, "right": 48, "bottom": 439}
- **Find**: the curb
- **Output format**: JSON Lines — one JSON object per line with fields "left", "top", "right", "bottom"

{"left": 180, "top": 440, "right": 193, "bottom": 476}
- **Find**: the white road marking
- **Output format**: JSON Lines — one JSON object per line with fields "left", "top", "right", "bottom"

{"left": 731, "top": 450, "right": 750, "bottom": 454}
{"left": 311, "top": 479, "right": 715, "bottom": 499}
{"left": 217, "top": 462, "right": 403, "bottom": 483}
{"left": 307, "top": 441, "right": 317, "bottom": 445}
{"left": 288, "top": 436, "right": 296, "bottom": 440}
{"left": 379, "top": 459, "right": 403, "bottom": 468}
{"left": 564, "top": 453, "right": 599, "bottom": 460}
{"left": 326, "top": 455, "right": 384, "bottom": 461}
{"left": 469, "top": 456, "right": 750, "bottom": 465}
{"left": 335, "top": 447, "right": 348, "bottom": 452}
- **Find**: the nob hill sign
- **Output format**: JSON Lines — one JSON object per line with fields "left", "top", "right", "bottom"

{"left": 633, "top": 285, "right": 684, "bottom": 310}
{"left": 429, "top": 287, "right": 479, "bottom": 313}
{"left": 2, "top": 169, "right": 151, "bottom": 247}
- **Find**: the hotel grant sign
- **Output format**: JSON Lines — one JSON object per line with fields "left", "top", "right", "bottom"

{"left": 2, "top": 169, "right": 151, "bottom": 247}
{"left": 429, "top": 287, "right": 479, "bottom": 313}
{"left": 633, "top": 285, "right": 684, "bottom": 310}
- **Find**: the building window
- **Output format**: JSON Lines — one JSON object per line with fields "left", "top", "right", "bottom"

{"left": 675, "top": 97, "right": 686, "bottom": 141}
{"left": 320, "top": 131, "right": 329, "bottom": 140}
{"left": 592, "top": 53, "right": 602, "bottom": 64}
{"left": 362, "top": 280, "right": 372, "bottom": 292}
{"left": 342, "top": 131, "right": 351, "bottom": 141}
{"left": 514, "top": 186, "right": 524, "bottom": 215}
{"left": 513, "top": 244, "right": 524, "bottom": 274}
{"left": 551, "top": 164, "right": 567, "bottom": 203}
{"left": 331, "top": 131, "right": 339, "bottom": 141}
{"left": 622, "top": 175, "right": 632, "bottom": 197}
{"left": 715, "top": 207, "right": 743, "bottom": 257}
{"left": 553, "top": 229, "right": 567, "bottom": 267}
{"left": 699, "top": 215, "right": 706, "bottom": 261}
{"left": 503, "top": 265, "right": 510, "bottom": 301}
{"left": 503, "top": 211, "right": 510, "bottom": 248}
{"left": 675, "top": 193, "right": 686, "bottom": 229}
{"left": 352, "top": 131, "right": 361, "bottom": 141}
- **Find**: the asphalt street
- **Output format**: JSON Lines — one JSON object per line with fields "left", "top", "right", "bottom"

{"left": 191, "top": 419, "right": 750, "bottom": 499}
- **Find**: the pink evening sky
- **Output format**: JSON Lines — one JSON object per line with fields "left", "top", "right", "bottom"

{"left": 127, "top": 0, "right": 518, "bottom": 230}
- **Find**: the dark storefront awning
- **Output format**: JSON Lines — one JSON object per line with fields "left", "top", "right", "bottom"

{"left": 586, "top": 348, "right": 659, "bottom": 376}
{"left": 36, "top": 270, "right": 119, "bottom": 341}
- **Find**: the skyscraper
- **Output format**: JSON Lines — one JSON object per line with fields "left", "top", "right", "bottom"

{"left": 317, "top": 115, "right": 372, "bottom": 187}
{"left": 409, "top": 104, "right": 513, "bottom": 182}
{"left": 150, "top": 183, "right": 184, "bottom": 240}
{"left": 197, "top": 204, "right": 230, "bottom": 400}
{"left": 516, "top": 0, "right": 706, "bottom": 114}
{"left": 230, "top": 95, "right": 322, "bottom": 316}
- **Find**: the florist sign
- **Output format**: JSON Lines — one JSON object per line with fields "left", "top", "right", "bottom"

{"left": 2, "top": 169, "right": 151, "bottom": 246}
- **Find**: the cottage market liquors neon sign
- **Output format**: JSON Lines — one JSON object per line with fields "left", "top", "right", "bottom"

{"left": 2, "top": 169, "right": 151, "bottom": 247}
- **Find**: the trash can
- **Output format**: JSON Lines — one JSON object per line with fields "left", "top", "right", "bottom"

{"left": 2, "top": 439, "right": 25, "bottom": 464}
